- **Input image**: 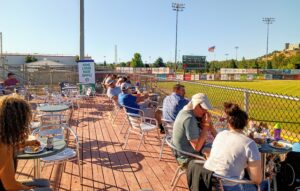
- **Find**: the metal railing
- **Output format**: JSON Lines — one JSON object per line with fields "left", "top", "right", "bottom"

{"left": 127, "top": 73, "right": 300, "bottom": 143}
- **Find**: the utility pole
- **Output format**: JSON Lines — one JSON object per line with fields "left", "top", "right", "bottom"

{"left": 79, "top": 0, "right": 85, "bottom": 60}
{"left": 172, "top": 3, "right": 185, "bottom": 74}
{"left": 0, "top": 32, "right": 4, "bottom": 79}
{"left": 262, "top": 17, "right": 275, "bottom": 69}
{"left": 235, "top": 46, "right": 239, "bottom": 62}
{"left": 114, "top": 45, "right": 118, "bottom": 65}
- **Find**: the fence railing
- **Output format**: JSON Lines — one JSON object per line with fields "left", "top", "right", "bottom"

{"left": 127, "top": 73, "right": 300, "bottom": 143}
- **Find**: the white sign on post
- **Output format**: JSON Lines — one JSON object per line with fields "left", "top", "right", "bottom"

{"left": 78, "top": 60, "right": 95, "bottom": 83}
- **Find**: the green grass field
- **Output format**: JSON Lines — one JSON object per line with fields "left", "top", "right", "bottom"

{"left": 194, "top": 80, "right": 300, "bottom": 97}
{"left": 156, "top": 80, "right": 300, "bottom": 142}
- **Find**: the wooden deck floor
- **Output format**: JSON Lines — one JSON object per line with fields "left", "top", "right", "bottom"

{"left": 16, "top": 97, "right": 189, "bottom": 191}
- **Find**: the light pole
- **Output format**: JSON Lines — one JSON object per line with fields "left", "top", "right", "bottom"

{"left": 172, "top": 3, "right": 185, "bottom": 73}
{"left": 0, "top": 32, "right": 4, "bottom": 79}
{"left": 235, "top": 46, "right": 239, "bottom": 62}
{"left": 80, "top": 0, "right": 85, "bottom": 60}
{"left": 262, "top": 17, "right": 275, "bottom": 69}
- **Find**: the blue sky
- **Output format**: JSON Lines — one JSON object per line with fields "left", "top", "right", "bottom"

{"left": 0, "top": 0, "right": 299, "bottom": 63}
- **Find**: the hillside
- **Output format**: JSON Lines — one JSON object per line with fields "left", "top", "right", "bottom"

{"left": 260, "top": 49, "right": 300, "bottom": 61}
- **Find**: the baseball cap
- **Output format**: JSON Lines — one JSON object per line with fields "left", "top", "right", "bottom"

{"left": 121, "top": 83, "right": 130, "bottom": 90}
{"left": 184, "top": 93, "right": 212, "bottom": 110}
{"left": 105, "top": 78, "right": 115, "bottom": 85}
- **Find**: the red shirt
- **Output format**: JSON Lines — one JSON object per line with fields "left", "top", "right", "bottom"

{"left": 4, "top": 78, "right": 19, "bottom": 87}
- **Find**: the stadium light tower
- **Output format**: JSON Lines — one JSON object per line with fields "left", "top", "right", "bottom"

{"left": 235, "top": 46, "right": 239, "bottom": 62}
{"left": 262, "top": 17, "right": 275, "bottom": 69}
{"left": 172, "top": 3, "right": 185, "bottom": 72}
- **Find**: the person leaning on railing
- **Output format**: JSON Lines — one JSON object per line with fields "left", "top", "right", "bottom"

{"left": 203, "top": 102, "right": 267, "bottom": 191}
{"left": 0, "top": 95, "right": 51, "bottom": 191}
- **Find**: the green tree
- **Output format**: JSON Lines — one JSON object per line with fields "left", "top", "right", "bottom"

{"left": 75, "top": 55, "right": 80, "bottom": 62}
{"left": 229, "top": 59, "right": 237, "bottom": 68}
{"left": 153, "top": 57, "right": 166, "bottom": 67}
{"left": 119, "top": 62, "right": 126, "bottom": 67}
{"left": 25, "top": 55, "right": 38, "bottom": 63}
{"left": 130, "top": 53, "right": 144, "bottom": 67}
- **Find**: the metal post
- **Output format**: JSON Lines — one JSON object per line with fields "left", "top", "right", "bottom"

{"left": 243, "top": 91, "right": 249, "bottom": 114}
{"left": 80, "top": 0, "right": 85, "bottom": 60}
{"left": 175, "top": 10, "right": 178, "bottom": 71}
{"left": 0, "top": 32, "right": 4, "bottom": 79}
{"left": 262, "top": 18, "right": 275, "bottom": 69}
{"left": 172, "top": 3, "right": 185, "bottom": 75}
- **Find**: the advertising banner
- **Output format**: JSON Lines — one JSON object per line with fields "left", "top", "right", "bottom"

{"left": 221, "top": 74, "right": 228, "bottom": 80}
{"left": 234, "top": 74, "right": 241, "bottom": 80}
{"left": 78, "top": 60, "right": 95, "bottom": 84}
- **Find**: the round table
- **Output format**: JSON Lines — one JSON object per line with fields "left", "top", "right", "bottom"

{"left": 17, "top": 138, "right": 66, "bottom": 178}
{"left": 37, "top": 104, "right": 69, "bottom": 113}
{"left": 259, "top": 142, "right": 292, "bottom": 180}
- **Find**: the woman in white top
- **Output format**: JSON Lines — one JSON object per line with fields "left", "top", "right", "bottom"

{"left": 204, "top": 102, "right": 264, "bottom": 191}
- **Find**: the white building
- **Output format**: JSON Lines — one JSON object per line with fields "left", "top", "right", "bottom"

{"left": 2, "top": 53, "right": 92, "bottom": 66}
{"left": 285, "top": 43, "right": 300, "bottom": 51}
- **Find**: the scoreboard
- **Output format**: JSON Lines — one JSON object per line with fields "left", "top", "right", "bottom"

{"left": 182, "top": 55, "right": 206, "bottom": 70}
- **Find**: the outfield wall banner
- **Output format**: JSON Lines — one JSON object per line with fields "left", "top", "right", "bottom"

{"left": 234, "top": 74, "right": 241, "bottom": 80}
{"left": 78, "top": 60, "right": 95, "bottom": 84}
{"left": 264, "top": 74, "right": 273, "bottom": 80}
{"left": 207, "top": 74, "right": 215, "bottom": 80}
{"left": 176, "top": 74, "right": 184, "bottom": 80}
{"left": 247, "top": 74, "right": 254, "bottom": 80}
{"left": 221, "top": 74, "right": 228, "bottom": 80}
{"left": 241, "top": 74, "right": 247, "bottom": 80}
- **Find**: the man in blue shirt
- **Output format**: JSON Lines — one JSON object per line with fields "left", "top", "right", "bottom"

{"left": 162, "top": 84, "right": 189, "bottom": 122}
{"left": 118, "top": 83, "right": 166, "bottom": 133}
{"left": 118, "top": 83, "right": 149, "bottom": 114}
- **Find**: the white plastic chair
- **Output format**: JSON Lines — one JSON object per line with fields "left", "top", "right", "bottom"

{"left": 32, "top": 124, "right": 82, "bottom": 184}
{"left": 159, "top": 118, "right": 174, "bottom": 160}
{"left": 122, "top": 105, "right": 160, "bottom": 153}
{"left": 165, "top": 136, "right": 206, "bottom": 191}
{"left": 213, "top": 173, "right": 270, "bottom": 191}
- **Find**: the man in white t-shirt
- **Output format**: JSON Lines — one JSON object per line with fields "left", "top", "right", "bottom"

{"left": 106, "top": 78, "right": 121, "bottom": 103}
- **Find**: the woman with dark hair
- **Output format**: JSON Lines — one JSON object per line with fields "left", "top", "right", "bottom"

{"left": 204, "top": 102, "right": 263, "bottom": 191}
{"left": 0, "top": 95, "right": 51, "bottom": 190}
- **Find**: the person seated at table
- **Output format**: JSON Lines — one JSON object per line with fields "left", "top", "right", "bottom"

{"left": 203, "top": 102, "right": 265, "bottom": 191}
{"left": 0, "top": 95, "right": 52, "bottom": 191}
{"left": 115, "top": 76, "right": 124, "bottom": 87}
{"left": 106, "top": 78, "right": 121, "bottom": 103}
{"left": 162, "top": 84, "right": 189, "bottom": 122}
{"left": 172, "top": 93, "right": 217, "bottom": 159}
{"left": 4, "top": 72, "right": 19, "bottom": 90}
{"left": 118, "top": 83, "right": 164, "bottom": 132}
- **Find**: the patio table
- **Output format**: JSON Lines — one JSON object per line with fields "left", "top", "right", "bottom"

{"left": 258, "top": 141, "right": 292, "bottom": 188}
{"left": 17, "top": 138, "right": 66, "bottom": 179}
{"left": 37, "top": 104, "right": 69, "bottom": 113}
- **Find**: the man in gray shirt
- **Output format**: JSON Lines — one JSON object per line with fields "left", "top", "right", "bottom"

{"left": 172, "top": 93, "right": 217, "bottom": 158}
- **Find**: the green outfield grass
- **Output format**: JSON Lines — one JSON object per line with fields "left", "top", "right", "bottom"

{"left": 156, "top": 80, "right": 300, "bottom": 142}
{"left": 195, "top": 80, "right": 300, "bottom": 97}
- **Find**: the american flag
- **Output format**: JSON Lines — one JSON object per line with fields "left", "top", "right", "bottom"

{"left": 208, "top": 46, "right": 215, "bottom": 52}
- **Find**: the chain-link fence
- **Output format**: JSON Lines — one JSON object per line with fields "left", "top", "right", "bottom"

{"left": 127, "top": 73, "right": 300, "bottom": 143}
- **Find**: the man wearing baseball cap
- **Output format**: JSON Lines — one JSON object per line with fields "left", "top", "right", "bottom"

{"left": 105, "top": 78, "right": 121, "bottom": 103}
{"left": 172, "top": 93, "right": 217, "bottom": 158}
{"left": 118, "top": 82, "right": 149, "bottom": 114}
{"left": 118, "top": 82, "right": 166, "bottom": 132}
